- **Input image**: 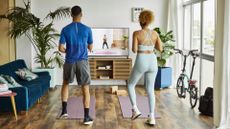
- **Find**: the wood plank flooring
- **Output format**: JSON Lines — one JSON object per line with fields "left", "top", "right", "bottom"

{"left": 0, "top": 86, "right": 214, "bottom": 129}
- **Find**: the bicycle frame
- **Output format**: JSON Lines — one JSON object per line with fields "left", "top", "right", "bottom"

{"left": 180, "top": 54, "right": 190, "bottom": 88}
{"left": 190, "top": 56, "right": 197, "bottom": 80}
{"left": 180, "top": 52, "right": 198, "bottom": 81}
{"left": 180, "top": 73, "right": 190, "bottom": 89}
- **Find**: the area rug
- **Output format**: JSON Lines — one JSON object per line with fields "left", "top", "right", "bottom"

{"left": 118, "top": 95, "right": 161, "bottom": 119}
{"left": 57, "top": 96, "right": 95, "bottom": 119}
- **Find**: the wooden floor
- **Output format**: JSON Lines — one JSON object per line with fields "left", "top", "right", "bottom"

{"left": 0, "top": 86, "right": 214, "bottom": 129}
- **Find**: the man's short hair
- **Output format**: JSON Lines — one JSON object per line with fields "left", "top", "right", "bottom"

{"left": 71, "top": 6, "right": 82, "bottom": 17}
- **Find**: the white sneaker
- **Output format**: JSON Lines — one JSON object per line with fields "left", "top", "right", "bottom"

{"left": 59, "top": 113, "right": 68, "bottom": 119}
{"left": 83, "top": 116, "right": 93, "bottom": 125}
{"left": 146, "top": 118, "right": 156, "bottom": 126}
{"left": 131, "top": 109, "right": 141, "bottom": 120}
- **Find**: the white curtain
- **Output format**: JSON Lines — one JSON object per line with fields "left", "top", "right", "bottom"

{"left": 167, "top": 0, "right": 183, "bottom": 87}
{"left": 214, "top": 0, "right": 230, "bottom": 128}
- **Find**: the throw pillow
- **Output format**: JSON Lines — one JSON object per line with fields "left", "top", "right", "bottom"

{"left": 0, "top": 76, "right": 8, "bottom": 84}
{"left": 0, "top": 74, "right": 22, "bottom": 87}
{"left": 0, "top": 76, "right": 14, "bottom": 87}
{"left": 15, "top": 68, "right": 38, "bottom": 81}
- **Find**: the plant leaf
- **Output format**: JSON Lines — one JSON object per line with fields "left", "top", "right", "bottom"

{"left": 154, "top": 27, "right": 175, "bottom": 67}
{"left": 0, "top": 2, "right": 68, "bottom": 68}
{"left": 45, "top": 7, "right": 71, "bottom": 20}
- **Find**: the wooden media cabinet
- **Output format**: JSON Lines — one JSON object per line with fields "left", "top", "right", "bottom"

{"left": 89, "top": 58, "right": 132, "bottom": 80}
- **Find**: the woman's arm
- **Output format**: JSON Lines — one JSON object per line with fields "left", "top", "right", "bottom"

{"left": 132, "top": 31, "right": 138, "bottom": 53}
{"left": 155, "top": 31, "right": 163, "bottom": 52}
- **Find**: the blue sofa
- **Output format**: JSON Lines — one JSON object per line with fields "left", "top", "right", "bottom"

{"left": 0, "top": 60, "right": 51, "bottom": 111}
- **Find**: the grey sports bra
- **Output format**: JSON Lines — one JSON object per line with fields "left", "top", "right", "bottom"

{"left": 138, "top": 30, "right": 155, "bottom": 51}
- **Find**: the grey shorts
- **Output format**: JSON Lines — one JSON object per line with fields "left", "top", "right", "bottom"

{"left": 63, "top": 60, "right": 91, "bottom": 85}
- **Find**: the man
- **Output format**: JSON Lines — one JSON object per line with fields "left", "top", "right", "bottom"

{"left": 58, "top": 5, "right": 93, "bottom": 125}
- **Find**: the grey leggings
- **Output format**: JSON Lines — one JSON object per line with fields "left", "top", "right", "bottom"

{"left": 128, "top": 53, "right": 158, "bottom": 114}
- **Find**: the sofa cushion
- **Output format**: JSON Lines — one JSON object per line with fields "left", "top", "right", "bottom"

{"left": 6, "top": 59, "right": 27, "bottom": 81}
{"left": 18, "top": 73, "right": 50, "bottom": 85}
{"left": 0, "top": 74, "right": 22, "bottom": 88}
{"left": 15, "top": 68, "right": 38, "bottom": 81}
{"left": 0, "top": 76, "right": 8, "bottom": 84}
{"left": 0, "top": 76, "right": 14, "bottom": 88}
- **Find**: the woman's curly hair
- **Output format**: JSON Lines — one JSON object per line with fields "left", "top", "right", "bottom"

{"left": 139, "top": 10, "right": 154, "bottom": 27}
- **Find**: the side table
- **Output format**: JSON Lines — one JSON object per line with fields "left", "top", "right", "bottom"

{"left": 0, "top": 92, "right": 17, "bottom": 120}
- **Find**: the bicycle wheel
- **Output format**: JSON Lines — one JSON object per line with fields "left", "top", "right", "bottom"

{"left": 189, "top": 85, "right": 198, "bottom": 108}
{"left": 176, "top": 76, "right": 185, "bottom": 98}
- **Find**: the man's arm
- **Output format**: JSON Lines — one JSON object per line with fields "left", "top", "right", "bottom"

{"left": 88, "top": 44, "right": 93, "bottom": 52}
{"left": 88, "top": 28, "right": 93, "bottom": 52}
{"left": 59, "top": 44, "right": 66, "bottom": 53}
{"left": 59, "top": 28, "right": 66, "bottom": 53}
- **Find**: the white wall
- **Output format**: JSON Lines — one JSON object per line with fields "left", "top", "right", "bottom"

{"left": 16, "top": 0, "right": 169, "bottom": 85}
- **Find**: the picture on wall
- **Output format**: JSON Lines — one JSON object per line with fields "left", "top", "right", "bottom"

{"left": 132, "top": 7, "right": 144, "bottom": 22}
{"left": 89, "top": 28, "right": 129, "bottom": 57}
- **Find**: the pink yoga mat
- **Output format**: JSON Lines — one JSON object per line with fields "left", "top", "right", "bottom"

{"left": 118, "top": 95, "right": 161, "bottom": 119}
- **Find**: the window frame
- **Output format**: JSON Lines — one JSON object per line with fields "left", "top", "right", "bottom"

{"left": 183, "top": 0, "right": 214, "bottom": 61}
{"left": 182, "top": 0, "right": 215, "bottom": 96}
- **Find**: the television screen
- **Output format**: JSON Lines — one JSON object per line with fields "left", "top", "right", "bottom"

{"left": 89, "top": 28, "right": 129, "bottom": 57}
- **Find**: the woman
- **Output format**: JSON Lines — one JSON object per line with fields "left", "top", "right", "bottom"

{"left": 128, "top": 10, "right": 162, "bottom": 126}
{"left": 102, "top": 34, "right": 109, "bottom": 49}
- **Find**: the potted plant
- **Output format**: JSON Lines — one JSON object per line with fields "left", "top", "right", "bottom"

{"left": 154, "top": 27, "right": 175, "bottom": 89}
{"left": 123, "top": 35, "right": 129, "bottom": 49}
{"left": 0, "top": 1, "right": 70, "bottom": 88}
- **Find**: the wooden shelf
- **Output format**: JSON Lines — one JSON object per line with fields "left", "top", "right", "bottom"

{"left": 96, "top": 69, "right": 112, "bottom": 71}
{"left": 97, "top": 78, "right": 111, "bottom": 80}
{"left": 89, "top": 58, "right": 132, "bottom": 80}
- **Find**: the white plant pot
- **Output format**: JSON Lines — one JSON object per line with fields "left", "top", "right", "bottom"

{"left": 32, "top": 67, "right": 56, "bottom": 88}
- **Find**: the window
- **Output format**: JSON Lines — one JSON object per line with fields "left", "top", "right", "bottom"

{"left": 203, "top": 0, "right": 215, "bottom": 56}
{"left": 183, "top": 5, "right": 191, "bottom": 50}
{"left": 192, "top": 3, "right": 201, "bottom": 50}
{"left": 183, "top": 0, "right": 215, "bottom": 95}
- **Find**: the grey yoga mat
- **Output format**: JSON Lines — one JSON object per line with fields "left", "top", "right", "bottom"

{"left": 118, "top": 95, "right": 161, "bottom": 118}
{"left": 57, "top": 96, "right": 95, "bottom": 119}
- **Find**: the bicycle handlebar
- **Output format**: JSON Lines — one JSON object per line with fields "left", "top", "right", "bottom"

{"left": 174, "top": 48, "right": 199, "bottom": 57}
{"left": 174, "top": 48, "right": 183, "bottom": 55}
{"left": 189, "top": 49, "right": 199, "bottom": 57}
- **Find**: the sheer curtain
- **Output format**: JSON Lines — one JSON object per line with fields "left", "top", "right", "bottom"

{"left": 214, "top": 0, "right": 230, "bottom": 128}
{"left": 167, "top": 0, "right": 183, "bottom": 87}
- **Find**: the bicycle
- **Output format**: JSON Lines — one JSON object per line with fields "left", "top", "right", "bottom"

{"left": 174, "top": 49, "right": 199, "bottom": 108}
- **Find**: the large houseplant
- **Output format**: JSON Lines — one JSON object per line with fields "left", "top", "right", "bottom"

{"left": 154, "top": 27, "right": 175, "bottom": 67}
{"left": 154, "top": 27, "right": 175, "bottom": 89}
{"left": 0, "top": 1, "right": 70, "bottom": 68}
{"left": 0, "top": 1, "right": 70, "bottom": 88}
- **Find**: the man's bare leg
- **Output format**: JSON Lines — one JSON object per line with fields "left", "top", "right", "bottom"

{"left": 82, "top": 85, "right": 90, "bottom": 108}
